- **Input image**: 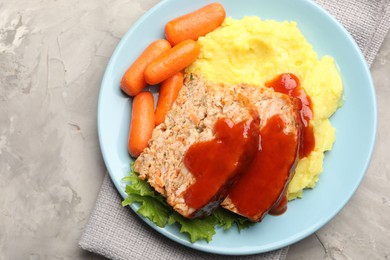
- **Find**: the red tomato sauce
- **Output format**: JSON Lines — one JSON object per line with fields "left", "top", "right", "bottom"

{"left": 265, "top": 73, "right": 315, "bottom": 158}
{"left": 183, "top": 116, "right": 260, "bottom": 210}
{"left": 183, "top": 73, "right": 313, "bottom": 219}
{"left": 227, "top": 115, "right": 298, "bottom": 220}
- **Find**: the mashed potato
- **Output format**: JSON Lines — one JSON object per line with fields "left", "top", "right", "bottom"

{"left": 186, "top": 17, "right": 343, "bottom": 200}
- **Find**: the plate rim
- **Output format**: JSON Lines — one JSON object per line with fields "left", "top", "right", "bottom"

{"left": 97, "top": 0, "right": 378, "bottom": 255}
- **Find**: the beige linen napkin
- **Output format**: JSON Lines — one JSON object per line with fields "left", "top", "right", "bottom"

{"left": 79, "top": 0, "right": 390, "bottom": 259}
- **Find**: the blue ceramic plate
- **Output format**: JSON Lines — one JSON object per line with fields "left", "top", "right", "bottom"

{"left": 97, "top": 0, "right": 377, "bottom": 255}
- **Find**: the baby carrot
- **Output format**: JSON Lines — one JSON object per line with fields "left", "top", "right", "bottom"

{"left": 144, "top": 39, "right": 200, "bottom": 85}
{"left": 165, "top": 2, "right": 226, "bottom": 46}
{"left": 155, "top": 72, "right": 184, "bottom": 125}
{"left": 128, "top": 92, "right": 155, "bottom": 157}
{"left": 120, "top": 39, "right": 171, "bottom": 96}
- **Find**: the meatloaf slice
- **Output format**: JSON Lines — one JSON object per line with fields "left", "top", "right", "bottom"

{"left": 221, "top": 88, "right": 301, "bottom": 221}
{"left": 134, "top": 75, "right": 299, "bottom": 219}
{"left": 134, "top": 76, "right": 260, "bottom": 218}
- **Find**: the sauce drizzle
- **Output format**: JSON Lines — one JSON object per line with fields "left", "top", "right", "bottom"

{"left": 265, "top": 73, "right": 315, "bottom": 158}
{"left": 184, "top": 73, "right": 313, "bottom": 219}
{"left": 227, "top": 115, "right": 298, "bottom": 221}
{"left": 269, "top": 194, "right": 288, "bottom": 216}
{"left": 183, "top": 116, "right": 260, "bottom": 212}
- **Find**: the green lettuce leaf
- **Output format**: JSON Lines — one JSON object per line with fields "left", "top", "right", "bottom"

{"left": 122, "top": 163, "right": 257, "bottom": 242}
{"left": 168, "top": 212, "right": 218, "bottom": 243}
{"left": 122, "top": 164, "right": 171, "bottom": 227}
{"left": 213, "top": 207, "right": 256, "bottom": 231}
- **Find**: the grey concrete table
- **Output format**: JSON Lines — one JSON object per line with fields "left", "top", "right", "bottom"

{"left": 0, "top": 0, "right": 389, "bottom": 259}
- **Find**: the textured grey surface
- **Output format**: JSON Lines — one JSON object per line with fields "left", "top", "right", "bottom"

{"left": 0, "top": 0, "right": 389, "bottom": 259}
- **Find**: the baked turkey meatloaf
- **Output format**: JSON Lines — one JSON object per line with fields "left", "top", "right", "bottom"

{"left": 134, "top": 75, "right": 300, "bottom": 219}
